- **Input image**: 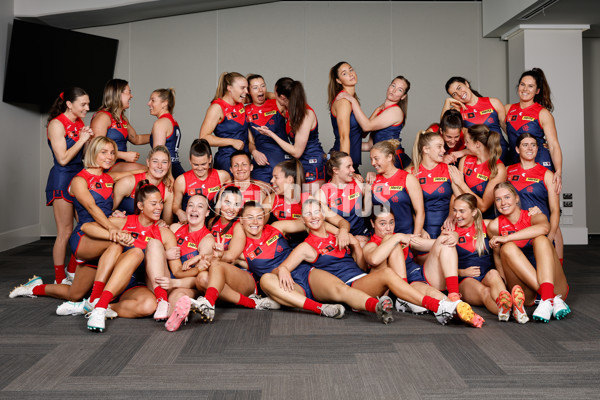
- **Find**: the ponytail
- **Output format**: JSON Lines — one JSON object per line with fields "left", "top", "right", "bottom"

{"left": 48, "top": 86, "right": 88, "bottom": 124}
{"left": 153, "top": 88, "right": 176, "bottom": 114}
{"left": 466, "top": 124, "right": 501, "bottom": 178}
{"left": 456, "top": 193, "right": 487, "bottom": 256}
{"left": 276, "top": 159, "right": 305, "bottom": 189}
{"left": 276, "top": 77, "right": 308, "bottom": 134}
{"left": 393, "top": 75, "right": 411, "bottom": 120}
{"left": 410, "top": 130, "right": 439, "bottom": 174}
{"left": 213, "top": 72, "right": 245, "bottom": 102}
{"left": 134, "top": 179, "right": 161, "bottom": 215}
{"left": 519, "top": 68, "right": 553, "bottom": 111}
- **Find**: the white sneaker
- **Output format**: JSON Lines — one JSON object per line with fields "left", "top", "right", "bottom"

{"left": 395, "top": 298, "right": 429, "bottom": 315}
{"left": 319, "top": 303, "right": 345, "bottom": 319}
{"left": 153, "top": 299, "right": 170, "bottom": 321}
{"left": 376, "top": 296, "right": 394, "bottom": 324}
{"left": 87, "top": 308, "right": 107, "bottom": 332}
{"left": 190, "top": 296, "right": 215, "bottom": 322}
{"left": 56, "top": 300, "right": 86, "bottom": 316}
{"left": 249, "top": 294, "right": 281, "bottom": 310}
{"left": 435, "top": 299, "right": 458, "bottom": 325}
{"left": 533, "top": 298, "right": 553, "bottom": 323}
{"left": 105, "top": 306, "right": 118, "bottom": 319}
{"left": 9, "top": 276, "right": 43, "bottom": 298}
{"left": 552, "top": 295, "right": 571, "bottom": 320}
{"left": 83, "top": 297, "right": 98, "bottom": 314}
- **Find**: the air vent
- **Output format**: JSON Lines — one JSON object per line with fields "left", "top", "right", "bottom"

{"left": 517, "top": 0, "right": 560, "bottom": 20}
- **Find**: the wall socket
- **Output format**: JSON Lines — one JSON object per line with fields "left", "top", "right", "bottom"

{"left": 563, "top": 193, "right": 573, "bottom": 200}
{"left": 561, "top": 217, "right": 573, "bottom": 225}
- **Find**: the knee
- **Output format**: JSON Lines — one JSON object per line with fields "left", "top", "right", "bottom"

{"left": 482, "top": 286, "right": 491, "bottom": 299}
{"left": 137, "top": 296, "right": 158, "bottom": 316}
{"left": 196, "top": 271, "right": 209, "bottom": 290}
{"left": 500, "top": 242, "right": 518, "bottom": 257}
{"left": 486, "top": 269, "right": 501, "bottom": 282}
{"left": 146, "top": 239, "right": 164, "bottom": 256}
{"left": 259, "top": 273, "right": 278, "bottom": 292}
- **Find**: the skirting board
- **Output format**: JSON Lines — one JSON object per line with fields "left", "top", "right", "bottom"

{"left": 0, "top": 224, "right": 41, "bottom": 252}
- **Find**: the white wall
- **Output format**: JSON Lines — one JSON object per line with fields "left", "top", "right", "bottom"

{"left": 36, "top": 1, "right": 509, "bottom": 235}
{"left": 0, "top": 1, "right": 45, "bottom": 251}
{"left": 583, "top": 37, "right": 600, "bottom": 234}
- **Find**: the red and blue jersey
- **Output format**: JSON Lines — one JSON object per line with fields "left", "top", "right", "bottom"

{"left": 414, "top": 163, "right": 452, "bottom": 238}
{"left": 150, "top": 113, "right": 181, "bottom": 165}
{"left": 225, "top": 182, "right": 263, "bottom": 203}
{"left": 330, "top": 92, "right": 364, "bottom": 167}
{"left": 181, "top": 168, "right": 223, "bottom": 209}
{"left": 507, "top": 163, "right": 550, "bottom": 219}
{"left": 463, "top": 155, "right": 503, "bottom": 218}
{"left": 118, "top": 172, "right": 166, "bottom": 215}
{"left": 505, "top": 103, "right": 553, "bottom": 170}
{"left": 174, "top": 224, "right": 211, "bottom": 263}
{"left": 95, "top": 110, "right": 128, "bottom": 153}
{"left": 271, "top": 195, "right": 302, "bottom": 221}
{"left": 123, "top": 214, "right": 162, "bottom": 250}
{"left": 71, "top": 169, "right": 114, "bottom": 227}
{"left": 210, "top": 218, "right": 238, "bottom": 250}
{"left": 243, "top": 225, "right": 292, "bottom": 278}
{"left": 321, "top": 180, "right": 368, "bottom": 236}
{"left": 460, "top": 97, "right": 508, "bottom": 161}
{"left": 372, "top": 169, "right": 414, "bottom": 234}
{"left": 455, "top": 222, "right": 492, "bottom": 277}
{"left": 212, "top": 98, "right": 249, "bottom": 171}
{"left": 246, "top": 99, "right": 290, "bottom": 183}
{"left": 287, "top": 105, "right": 326, "bottom": 182}
{"left": 304, "top": 232, "right": 364, "bottom": 284}
{"left": 371, "top": 105, "right": 409, "bottom": 169}
{"left": 45, "top": 114, "right": 85, "bottom": 204}
{"left": 497, "top": 209, "right": 533, "bottom": 250}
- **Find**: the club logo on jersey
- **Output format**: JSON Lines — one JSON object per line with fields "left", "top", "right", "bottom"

{"left": 458, "top": 236, "right": 466, "bottom": 244}
{"left": 249, "top": 247, "right": 263, "bottom": 260}
{"left": 527, "top": 186, "right": 534, "bottom": 192}
{"left": 438, "top": 187, "right": 445, "bottom": 193}
{"left": 266, "top": 235, "right": 279, "bottom": 246}
{"left": 476, "top": 174, "right": 488, "bottom": 181}
{"left": 465, "top": 169, "right": 473, "bottom": 176}
{"left": 433, "top": 177, "right": 448, "bottom": 182}
{"left": 480, "top": 109, "right": 493, "bottom": 115}
{"left": 177, "top": 237, "right": 185, "bottom": 246}
{"left": 419, "top": 178, "right": 426, "bottom": 184}
{"left": 320, "top": 244, "right": 336, "bottom": 255}
{"left": 467, "top": 112, "right": 475, "bottom": 119}
{"left": 502, "top": 230, "right": 516, "bottom": 236}
{"left": 226, "top": 112, "right": 237, "bottom": 119}
{"left": 511, "top": 175, "right": 520, "bottom": 181}
{"left": 375, "top": 186, "right": 383, "bottom": 193}
{"left": 523, "top": 126, "right": 529, "bottom": 132}
{"left": 510, "top": 115, "right": 518, "bottom": 122}
{"left": 250, "top": 114, "right": 259, "bottom": 121}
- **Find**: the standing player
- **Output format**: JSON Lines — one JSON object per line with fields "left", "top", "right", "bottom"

{"left": 148, "top": 88, "right": 184, "bottom": 178}
{"left": 199, "top": 72, "right": 249, "bottom": 171}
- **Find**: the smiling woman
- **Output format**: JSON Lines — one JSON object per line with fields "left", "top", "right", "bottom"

{"left": 148, "top": 88, "right": 184, "bottom": 178}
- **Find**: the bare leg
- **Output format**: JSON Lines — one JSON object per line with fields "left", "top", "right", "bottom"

{"left": 259, "top": 273, "right": 314, "bottom": 308}
{"left": 500, "top": 243, "right": 538, "bottom": 304}
{"left": 387, "top": 245, "right": 408, "bottom": 279}
{"left": 422, "top": 239, "right": 459, "bottom": 291}
{"left": 110, "top": 286, "right": 157, "bottom": 318}
{"left": 51, "top": 199, "right": 74, "bottom": 269}
{"left": 460, "top": 278, "right": 499, "bottom": 315}
{"left": 43, "top": 264, "right": 96, "bottom": 301}
{"left": 410, "top": 282, "right": 445, "bottom": 300}
{"left": 145, "top": 239, "right": 170, "bottom": 292}
{"left": 308, "top": 269, "right": 372, "bottom": 310}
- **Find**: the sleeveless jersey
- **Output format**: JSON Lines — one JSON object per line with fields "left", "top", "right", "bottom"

{"left": 95, "top": 110, "right": 129, "bottom": 153}
{"left": 304, "top": 232, "right": 365, "bottom": 284}
{"left": 330, "top": 92, "right": 364, "bottom": 166}
{"left": 371, "top": 104, "right": 410, "bottom": 169}
{"left": 372, "top": 169, "right": 414, "bottom": 234}
{"left": 123, "top": 214, "right": 162, "bottom": 250}
{"left": 46, "top": 114, "right": 85, "bottom": 203}
{"left": 497, "top": 209, "right": 533, "bottom": 250}
{"left": 414, "top": 163, "right": 452, "bottom": 238}
{"left": 246, "top": 99, "right": 290, "bottom": 182}
{"left": 211, "top": 98, "right": 249, "bottom": 171}
{"left": 507, "top": 163, "right": 550, "bottom": 218}
{"left": 460, "top": 97, "right": 509, "bottom": 161}
{"left": 181, "top": 168, "right": 223, "bottom": 208}
{"left": 174, "top": 224, "right": 212, "bottom": 263}
{"left": 368, "top": 234, "right": 424, "bottom": 283}
{"left": 463, "top": 155, "right": 503, "bottom": 218}
{"left": 505, "top": 103, "right": 553, "bottom": 169}
{"left": 225, "top": 182, "right": 263, "bottom": 203}
{"left": 443, "top": 131, "right": 466, "bottom": 154}
{"left": 118, "top": 173, "right": 166, "bottom": 215}
{"left": 455, "top": 222, "right": 492, "bottom": 273}
{"left": 271, "top": 195, "right": 302, "bottom": 221}
{"left": 150, "top": 113, "right": 181, "bottom": 164}
{"left": 320, "top": 180, "right": 368, "bottom": 236}
{"left": 242, "top": 225, "right": 293, "bottom": 278}
{"left": 210, "top": 218, "right": 238, "bottom": 250}
{"left": 287, "top": 105, "right": 326, "bottom": 182}
{"left": 71, "top": 169, "right": 114, "bottom": 227}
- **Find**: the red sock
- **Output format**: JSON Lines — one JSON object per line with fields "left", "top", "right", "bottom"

{"left": 54, "top": 264, "right": 66, "bottom": 283}
{"left": 538, "top": 282, "right": 555, "bottom": 301}
{"left": 559, "top": 258, "right": 564, "bottom": 266}
{"left": 96, "top": 290, "right": 114, "bottom": 309}
{"left": 89, "top": 281, "right": 105, "bottom": 302}
{"left": 154, "top": 286, "right": 168, "bottom": 302}
{"left": 237, "top": 294, "right": 256, "bottom": 309}
{"left": 421, "top": 296, "right": 439, "bottom": 313}
{"left": 32, "top": 284, "right": 47, "bottom": 296}
{"left": 302, "top": 298, "right": 323, "bottom": 314}
{"left": 66, "top": 255, "right": 78, "bottom": 274}
{"left": 365, "top": 297, "right": 378, "bottom": 313}
{"left": 445, "top": 276, "right": 459, "bottom": 295}
{"left": 205, "top": 287, "right": 219, "bottom": 306}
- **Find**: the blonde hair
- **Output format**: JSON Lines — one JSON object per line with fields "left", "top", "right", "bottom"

{"left": 455, "top": 193, "right": 486, "bottom": 256}
{"left": 213, "top": 72, "right": 246, "bottom": 101}
{"left": 466, "top": 124, "right": 501, "bottom": 179}
{"left": 147, "top": 145, "right": 173, "bottom": 184}
{"left": 410, "top": 130, "right": 441, "bottom": 174}
{"left": 84, "top": 136, "right": 118, "bottom": 168}
{"left": 493, "top": 182, "right": 521, "bottom": 211}
{"left": 99, "top": 79, "right": 129, "bottom": 122}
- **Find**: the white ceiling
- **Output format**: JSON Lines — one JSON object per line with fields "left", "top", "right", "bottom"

{"left": 14, "top": 0, "right": 600, "bottom": 37}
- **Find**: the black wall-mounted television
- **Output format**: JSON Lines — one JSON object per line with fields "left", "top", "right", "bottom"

{"left": 3, "top": 19, "right": 118, "bottom": 112}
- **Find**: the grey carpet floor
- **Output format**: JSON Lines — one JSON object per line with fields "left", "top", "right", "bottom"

{"left": 0, "top": 237, "right": 599, "bottom": 399}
